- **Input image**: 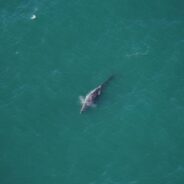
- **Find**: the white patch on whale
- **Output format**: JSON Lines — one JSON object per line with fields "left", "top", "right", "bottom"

{"left": 79, "top": 96, "right": 85, "bottom": 104}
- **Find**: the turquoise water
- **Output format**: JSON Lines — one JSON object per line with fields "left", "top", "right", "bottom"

{"left": 1, "top": 1, "right": 184, "bottom": 183}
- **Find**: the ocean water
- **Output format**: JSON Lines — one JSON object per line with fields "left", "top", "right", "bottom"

{"left": 0, "top": 0, "right": 184, "bottom": 184}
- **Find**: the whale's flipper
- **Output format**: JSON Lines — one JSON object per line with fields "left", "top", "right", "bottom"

{"left": 79, "top": 96, "right": 85, "bottom": 104}
{"left": 91, "top": 104, "right": 96, "bottom": 108}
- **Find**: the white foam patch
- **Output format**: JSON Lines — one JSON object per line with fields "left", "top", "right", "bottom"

{"left": 30, "top": 14, "right": 36, "bottom": 20}
{"left": 79, "top": 96, "right": 85, "bottom": 104}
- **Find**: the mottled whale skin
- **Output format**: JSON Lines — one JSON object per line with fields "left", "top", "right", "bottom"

{"left": 80, "top": 76, "right": 113, "bottom": 113}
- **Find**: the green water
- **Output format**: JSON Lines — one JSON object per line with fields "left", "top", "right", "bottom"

{"left": 1, "top": 0, "right": 184, "bottom": 183}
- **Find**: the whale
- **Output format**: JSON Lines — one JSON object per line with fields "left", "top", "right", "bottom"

{"left": 80, "top": 75, "right": 113, "bottom": 113}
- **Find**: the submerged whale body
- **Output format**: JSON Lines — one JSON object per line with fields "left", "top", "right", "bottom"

{"left": 80, "top": 75, "right": 113, "bottom": 113}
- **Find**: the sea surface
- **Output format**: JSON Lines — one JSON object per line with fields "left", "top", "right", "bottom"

{"left": 0, "top": 0, "right": 184, "bottom": 184}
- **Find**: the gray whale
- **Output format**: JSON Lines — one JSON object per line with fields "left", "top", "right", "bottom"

{"left": 80, "top": 75, "right": 113, "bottom": 113}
